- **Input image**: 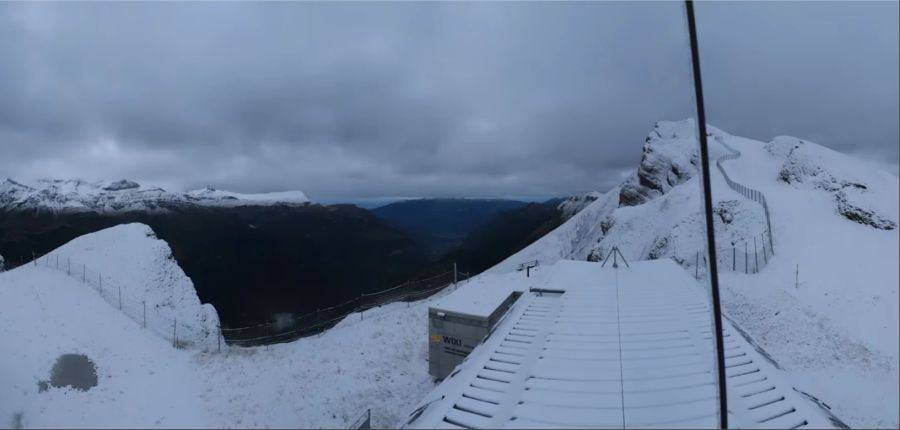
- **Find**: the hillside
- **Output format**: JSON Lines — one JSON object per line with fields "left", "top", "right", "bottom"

{"left": 492, "top": 119, "right": 899, "bottom": 428}
{"left": 1, "top": 120, "right": 896, "bottom": 428}
{"left": 371, "top": 198, "right": 529, "bottom": 260}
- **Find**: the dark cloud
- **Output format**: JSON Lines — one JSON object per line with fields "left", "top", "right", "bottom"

{"left": 0, "top": 2, "right": 896, "bottom": 200}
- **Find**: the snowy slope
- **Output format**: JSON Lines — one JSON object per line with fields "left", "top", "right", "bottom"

{"left": 2, "top": 119, "right": 896, "bottom": 428}
{"left": 0, "top": 222, "right": 454, "bottom": 428}
{"left": 0, "top": 225, "right": 216, "bottom": 427}
{"left": 487, "top": 119, "right": 899, "bottom": 428}
{"left": 34, "top": 223, "right": 221, "bottom": 349}
{"left": 0, "top": 178, "right": 310, "bottom": 214}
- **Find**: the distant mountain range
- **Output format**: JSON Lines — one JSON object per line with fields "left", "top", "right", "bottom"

{"left": 0, "top": 178, "right": 310, "bottom": 213}
{"left": 0, "top": 179, "right": 597, "bottom": 327}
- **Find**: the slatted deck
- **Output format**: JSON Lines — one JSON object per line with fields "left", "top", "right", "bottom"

{"left": 404, "top": 260, "right": 841, "bottom": 429}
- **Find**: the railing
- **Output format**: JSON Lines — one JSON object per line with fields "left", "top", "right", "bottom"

{"left": 221, "top": 268, "right": 471, "bottom": 347}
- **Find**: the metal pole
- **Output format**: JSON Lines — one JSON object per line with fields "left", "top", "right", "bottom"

{"left": 67, "top": 258, "right": 70, "bottom": 276}
{"left": 143, "top": 301, "right": 146, "bottom": 328}
{"left": 732, "top": 247, "right": 736, "bottom": 271}
{"left": 754, "top": 237, "right": 759, "bottom": 273}
{"left": 173, "top": 318, "right": 177, "bottom": 348}
{"left": 118, "top": 285, "right": 122, "bottom": 310}
{"left": 685, "top": 2, "right": 728, "bottom": 426}
{"left": 453, "top": 262, "right": 458, "bottom": 285}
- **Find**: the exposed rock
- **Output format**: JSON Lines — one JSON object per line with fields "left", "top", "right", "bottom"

{"left": 836, "top": 190, "right": 896, "bottom": 230}
{"left": 102, "top": 179, "right": 140, "bottom": 191}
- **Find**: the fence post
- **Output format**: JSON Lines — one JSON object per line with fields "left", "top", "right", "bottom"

{"left": 99, "top": 273, "right": 102, "bottom": 292}
{"left": 754, "top": 237, "right": 759, "bottom": 273}
{"left": 732, "top": 247, "right": 736, "bottom": 271}
{"left": 217, "top": 324, "right": 222, "bottom": 353}
{"left": 744, "top": 243, "right": 748, "bottom": 274}
{"left": 67, "top": 258, "right": 70, "bottom": 276}
{"left": 796, "top": 264, "right": 799, "bottom": 289}
{"left": 762, "top": 233, "right": 768, "bottom": 265}
{"left": 265, "top": 322, "right": 269, "bottom": 351}
{"left": 82, "top": 264, "right": 85, "bottom": 282}
{"left": 118, "top": 285, "right": 122, "bottom": 310}
{"left": 32, "top": 251, "right": 36, "bottom": 267}
{"left": 360, "top": 294, "right": 364, "bottom": 320}
{"left": 56, "top": 255, "right": 59, "bottom": 270}
{"left": 453, "top": 262, "right": 458, "bottom": 285}
{"left": 143, "top": 301, "right": 146, "bottom": 328}
{"left": 173, "top": 318, "right": 177, "bottom": 348}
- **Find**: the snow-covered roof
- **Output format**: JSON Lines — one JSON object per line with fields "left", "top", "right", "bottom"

{"left": 404, "top": 259, "right": 840, "bottom": 429}
{"left": 431, "top": 285, "right": 524, "bottom": 320}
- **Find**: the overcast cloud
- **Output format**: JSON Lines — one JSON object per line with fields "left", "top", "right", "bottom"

{"left": 0, "top": 1, "right": 896, "bottom": 201}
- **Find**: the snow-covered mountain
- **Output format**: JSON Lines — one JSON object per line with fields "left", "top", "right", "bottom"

{"left": 555, "top": 191, "right": 604, "bottom": 220}
{"left": 1, "top": 119, "right": 896, "bottom": 428}
{"left": 0, "top": 178, "right": 311, "bottom": 213}
{"left": 490, "top": 119, "right": 899, "bottom": 427}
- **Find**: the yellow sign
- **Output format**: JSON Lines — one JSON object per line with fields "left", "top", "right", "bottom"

{"left": 430, "top": 334, "right": 441, "bottom": 343}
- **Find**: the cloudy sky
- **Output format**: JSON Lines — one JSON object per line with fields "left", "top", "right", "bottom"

{"left": 1, "top": 2, "right": 896, "bottom": 202}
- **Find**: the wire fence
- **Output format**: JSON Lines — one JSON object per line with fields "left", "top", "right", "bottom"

{"left": 686, "top": 138, "right": 777, "bottom": 278}
{"left": 19, "top": 249, "right": 472, "bottom": 350}
{"left": 221, "top": 267, "right": 471, "bottom": 347}
{"left": 715, "top": 138, "right": 775, "bottom": 254}
{"left": 690, "top": 229, "right": 774, "bottom": 278}
{"left": 29, "top": 252, "right": 217, "bottom": 350}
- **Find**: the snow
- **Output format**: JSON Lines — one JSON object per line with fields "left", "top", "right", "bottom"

{"left": 2, "top": 119, "right": 896, "bottom": 428}
{"left": 0, "top": 178, "right": 311, "bottom": 213}
{"left": 0, "top": 223, "right": 457, "bottom": 428}
{"left": 483, "top": 120, "right": 899, "bottom": 428}
{"left": 0, "top": 238, "right": 212, "bottom": 427}
{"left": 406, "top": 259, "right": 840, "bottom": 429}
{"left": 431, "top": 284, "right": 522, "bottom": 318}
{"left": 185, "top": 187, "right": 310, "bottom": 206}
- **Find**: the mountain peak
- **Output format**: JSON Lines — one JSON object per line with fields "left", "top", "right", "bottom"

{"left": 0, "top": 178, "right": 311, "bottom": 213}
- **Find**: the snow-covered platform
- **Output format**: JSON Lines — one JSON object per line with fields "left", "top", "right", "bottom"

{"left": 404, "top": 259, "right": 840, "bottom": 429}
